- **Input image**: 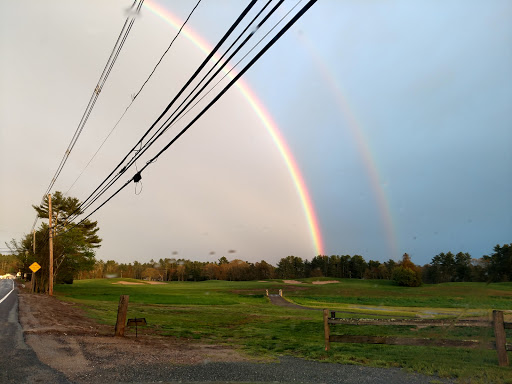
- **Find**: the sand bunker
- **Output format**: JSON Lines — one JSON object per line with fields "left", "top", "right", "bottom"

{"left": 283, "top": 280, "right": 302, "bottom": 284}
{"left": 112, "top": 281, "right": 166, "bottom": 285}
{"left": 312, "top": 280, "right": 339, "bottom": 285}
{"left": 113, "top": 281, "right": 144, "bottom": 285}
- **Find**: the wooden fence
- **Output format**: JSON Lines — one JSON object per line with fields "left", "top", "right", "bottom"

{"left": 323, "top": 309, "right": 511, "bottom": 366}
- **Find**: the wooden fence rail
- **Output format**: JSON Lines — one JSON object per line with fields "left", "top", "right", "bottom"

{"left": 323, "top": 309, "right": 511, "bottom": 367}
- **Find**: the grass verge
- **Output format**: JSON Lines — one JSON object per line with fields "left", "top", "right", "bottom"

{"left": 55, "top": 278, "right": 512, "bottom": 383}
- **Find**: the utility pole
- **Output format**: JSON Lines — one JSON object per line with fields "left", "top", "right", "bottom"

{"left": 32, "top": 229, "right": 36, "bottom": 293}
{"left": 48, "top": 194, "right": 53, "bottom": 296}
{"left": 30, "top": 229, "right": 36, "bottom": 293}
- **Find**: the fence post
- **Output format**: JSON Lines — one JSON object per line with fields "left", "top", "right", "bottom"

{"left": 493, "top": 310, "right": 509, "bottom": 366}
{"left": 323, "top": 309, "right": 330, "bottom": 351}
{"left": 115, "top": 295, "right": 130, "bottom": 337}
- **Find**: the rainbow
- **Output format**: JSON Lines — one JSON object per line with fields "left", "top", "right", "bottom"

{"left": 299, "top": 34, "right": 399, "bottom": 259}
{"left": 143, "top": 1, "right": 325, "bottom": 256}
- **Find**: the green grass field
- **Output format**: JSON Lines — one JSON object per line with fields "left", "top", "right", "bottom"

{"left": 55, "top": 278, "right": 512, "bottom": 383}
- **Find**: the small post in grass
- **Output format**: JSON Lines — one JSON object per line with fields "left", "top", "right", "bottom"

{"left": 323, "top": 309, "right": 330, "bottom": 351}
{"left": 127, "top": 317, "right": 147, "bottom": 338}
{"left": 115, "top": 295, "right": 130, "bottom": 337}
{"left": 493, "top": 310, "right": 509, "bottom": 366}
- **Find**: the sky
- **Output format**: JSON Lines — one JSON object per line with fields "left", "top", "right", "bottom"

{"left": 1, "top": 0, "right": 511, "bottom": 266}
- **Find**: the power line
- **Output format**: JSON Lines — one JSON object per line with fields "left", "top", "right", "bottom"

{"left": 63, "top": 0, "right": 276, "bottom": 224}
{"left": 65, "top": 0, "right": 289, "bottom": 224}
{"left": 65, "top": 0, "right": 203, "bottom": 196}
{"left": 31, "top": 0, "right": 144, "bottom": 232}
{"left": 62, "top": 0, "right": 303, "bottom": 227}
{"left": 63, "top": 0, "right": 259, "bottom": 224}
{"left": 162, "top": 0, "right": 305, "bottom": 136}
{"left": 70, "top": 0, "right": 278, "bottom": 220}
{"left": 60, "top": 0, "right": 318, "bottom": 232}
{"left": 131, "top": 0, "right": 281, "bottom": 159}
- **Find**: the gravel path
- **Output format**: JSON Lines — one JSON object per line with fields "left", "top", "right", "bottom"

{"left": 70, "top": 356, "right": 452, "bottom": 384}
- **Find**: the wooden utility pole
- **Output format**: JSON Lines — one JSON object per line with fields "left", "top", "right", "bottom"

{"left": 48, "top": 194, "right": 53, "bottom": 296}
{"left": 32, "top": 230, "right": 36, "bottom": 293}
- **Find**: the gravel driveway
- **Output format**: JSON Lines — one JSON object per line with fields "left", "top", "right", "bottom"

{"left": 70, "top": 355, "right": 451, "bottom": 384}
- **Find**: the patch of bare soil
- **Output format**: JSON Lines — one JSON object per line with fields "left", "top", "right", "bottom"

{"left": 18, "top": 291, "right": 255, "bottom": 383}
{"left": 112, "top": 280, "right": 166, "bottom": 285}
{"left": 111, "top": 281, "right": 145, "bottom": 285}
{"left": 312, "top": 280, "right": 339, "bottom": 285}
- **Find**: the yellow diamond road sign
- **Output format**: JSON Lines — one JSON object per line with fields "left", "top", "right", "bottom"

{"left": 29, "top": 262, "right": 41, "bottom": 273}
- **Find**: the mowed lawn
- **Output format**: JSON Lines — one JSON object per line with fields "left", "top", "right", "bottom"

{"left": 55, "top": 278, "right": 512, "bottom": 383}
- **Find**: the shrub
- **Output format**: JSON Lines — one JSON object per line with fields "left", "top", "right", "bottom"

{"left": 392, "top": 266, "right": 422, "bottom": 287}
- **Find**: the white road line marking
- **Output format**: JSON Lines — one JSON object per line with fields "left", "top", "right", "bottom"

{"left": 0, "top": 280, "right": 15, "bottom": 304}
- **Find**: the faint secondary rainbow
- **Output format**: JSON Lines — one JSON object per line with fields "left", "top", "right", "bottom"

{"left": 299, "top": 34, "right": 399, "bottom": 259}
{"left": 144, "top": 1, "right": 325, "bottom": 255}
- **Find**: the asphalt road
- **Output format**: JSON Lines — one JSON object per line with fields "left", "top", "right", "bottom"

{"left": 0, "top": 279, "right": 70, "bottom": 384}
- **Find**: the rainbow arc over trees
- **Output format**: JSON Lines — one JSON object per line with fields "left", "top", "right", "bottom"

{"left": 144, "top": 1, "right": 325, "bottom": 256}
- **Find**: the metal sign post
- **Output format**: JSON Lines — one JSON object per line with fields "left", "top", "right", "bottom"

{"left": 127, "top": 318, "right": 147, "bottom": 338}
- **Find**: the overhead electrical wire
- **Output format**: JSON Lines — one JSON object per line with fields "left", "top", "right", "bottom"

{"left": 132, "top": 0, "right": 281, "bottom": 156}
{"left": 30, "top": 0, "right": 144, "bottom": 233}
{"left": 59, "top": 0, "right": 318, "bottom": 234}
{"left": 62, "top": 0, "right": 278, "bottom": 225}
{"left": 67, "top": 0, "right": 281, "bottom": 221}
{"left": 65, "top": 0, "right": 203, "bottom": 196}
{"left": 159, "top": 0, "right": 305, "bottom": 135}
{"left": 62, "top": 0, "right": 260, "bottom": 224}
{"left": 62, "top": 0, "right": 311, "bottom": 229}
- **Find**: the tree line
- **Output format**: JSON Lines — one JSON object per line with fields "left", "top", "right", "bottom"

{"left": 5, "top": 240, "right": 511, "bottom": 286}
{"left": 45, "top": 244, "right": 511, "bottom": 286}
{"left": 4, "top": 192, "right": 510, "bottom": 287}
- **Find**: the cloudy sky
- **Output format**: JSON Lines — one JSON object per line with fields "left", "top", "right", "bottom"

{"left": 1, "top": 0, "right": 511, "bottom": 266}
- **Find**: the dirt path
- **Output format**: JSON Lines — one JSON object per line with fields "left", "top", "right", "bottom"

{"left": 268, "top": 294, "right": 321, "bottom": 310}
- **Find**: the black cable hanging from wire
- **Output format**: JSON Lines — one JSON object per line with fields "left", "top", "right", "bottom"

{"left": 61, "top": 0, "right": 294, "bottom": 228}
{"left": 63, "top": 0, "right": 258, "bottom": 224}
{"left": 60, "top": 0, "right": 318, "bottom": 234}
{"left": 63, "top": 0, "right": 277, "bottom": 224}
{"left": 31, "top": 0, "right": 144, "bottom": 233}
{"left": 65, "top": 0, "right": 203, "bottom": 196}
{"left": 65, "top": 0, "right": 283, "bottom": 224}
{"left": 91, "top": 0, "right": 281, "bottom": 199}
